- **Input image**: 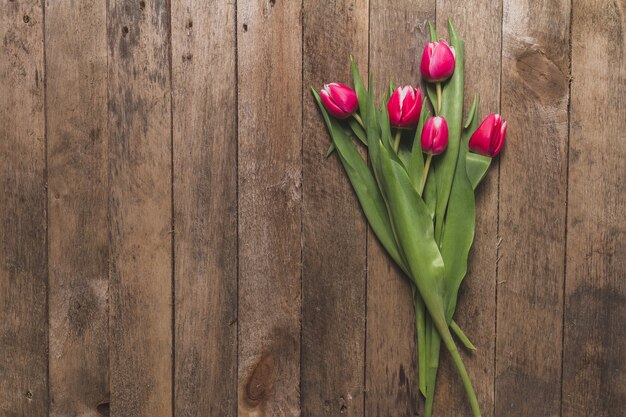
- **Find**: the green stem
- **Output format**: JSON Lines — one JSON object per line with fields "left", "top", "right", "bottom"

{"left": 413, "top": 287, "right": 427, "bottom": 396}
{"left": 353, "top": 112, "right": 365, "bottom": 128}
{"left": 424, "top": 327, "right": 441, "bottom": 417}
{"left": 393, "top": 130, "right": 402, "bottom": 152}
{"left": 436, "top": 82, "right": 442, "bottom": 114}
{"left": 432, "top": 313, "right": 482, "bottom": 417}
{"left": 419, "top": 153, "right": 433, "bottom": 195}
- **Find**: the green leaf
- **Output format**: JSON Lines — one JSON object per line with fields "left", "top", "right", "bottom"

{"left": 428, "top": 21, "right": 438, "bottom": 41}
{"left": 451, "top": 320, "right": 476, "bottom": 351}
{"left": 375, "top": 142, "right": 447, "bottom": 319}
{"left": 409, "top": 100, "right": 430, "bottom": 190}
{"left": 351, "top": 56, "right": 368, "bottom": 115}
{"left": 313, "top": 88, "right": 408, "bottom": 275}
{"left": 439, "top": 94, "right": 480, "bottom": 323}
{"left": 466, "top": 152, "right": 492, "bottom": 189}
{"left": 349, "top": 117, "right": 368, "bottom": 146}
{"left": 433, "top": 19, "right": 465, "bottom": 245}
{"left": 464, "top": 94, "right": 479, "bottom": 129}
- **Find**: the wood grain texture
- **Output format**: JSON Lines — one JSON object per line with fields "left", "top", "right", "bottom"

{"left": 432, "top": 4, "right": 501, "bottom": 416}
{"left": 45, "top": 1, "right": 110, "bottom": 416}
{"left": 497, "top": 0, "right": 571, "bottom": 416}
{"left": 366, "top": 2, "right": 434, "bottom": 416}
{"left": 562, "top": 1, "right": 626, "bottom": 416}
{"left": 236, "top": 1, "right": 302, "bottom": 416}
{"left": 171, "top": 1, "right": 238, "bottom": 416}
{"left": 0, "top": 1, "right": 48, "bottom": 416}
{"left": 301, "top": 1, "right": 368, "bottom": 417}
{"left": 107, "top": 1, "right": 172, "bottom": 416}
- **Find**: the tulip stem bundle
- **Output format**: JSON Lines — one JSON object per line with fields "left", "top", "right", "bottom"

{"left": 314, "top": 19, "right": 507, "bottom": 417}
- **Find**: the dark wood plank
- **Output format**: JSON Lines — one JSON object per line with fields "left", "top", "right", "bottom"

{"left": 302, "top": 2, "right": 368, "bottom": 417}
{"left": 496, "top": 0, "right": 571, "bottom": 415}
{"left": 236, "top": 1, "right": 302, "bottom": 416}
{"left": 45, "top": 2, "right": 109, "bottom": 416}
{"left": 171, "top": 1, "right": 238, "bottom": 416}
{"left": 367, "top": 2, "right": 434, "bottom": 416}
{"left": 432, "top": 4, "right": 501, "bottom": 417}
{"left": 107, "top": 1, "right": 173, "bottom": 416}
{"left": 0, "top": 1, "right": 48, "bottom": 416}
{"left": 562, "top": 1, "right": 626, "bottom": 415}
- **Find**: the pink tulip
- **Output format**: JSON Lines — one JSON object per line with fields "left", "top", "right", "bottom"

{"left": 469, "top": 114, "right": 507, "bottom": 157}
{"left": 420, "top": 40, "right": 456, "bottom": 83}
{"left": 320, "top": 83, "right": 358, "bottom": 119}
{"left": 421, "top": 116, "right": 448, "bottom": 155}
{"left": 387, "top": 86, "right": 423, "bottom": 129}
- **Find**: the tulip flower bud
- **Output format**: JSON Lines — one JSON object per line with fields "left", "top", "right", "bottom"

{"left": 421, "top": 116, "right": 448, "bottom": 155}
{"left": 468, "top": 113, "right": 507, "bottom": 157}
{"left": 320, "top": 83, "right": 358, "bottom": 119}
{"left": 420, "top": 40, "right": 456, "bottom": 83}
{"left": 387, "top": 86, "right": 423, "bottom": 129}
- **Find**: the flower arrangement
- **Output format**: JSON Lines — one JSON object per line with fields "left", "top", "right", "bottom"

{"left": 312, "top": 20, "right": 507, "bottom": 417}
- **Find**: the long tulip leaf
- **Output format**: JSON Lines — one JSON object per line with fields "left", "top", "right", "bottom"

{"left": 433, "top": 20, "right": 465, "bottom": 245}
{"left": 409, "top": 100, "right": 430, "bottom": 190}
{"left": 312, "top": 89, "right": 406, "bottom": 271}
{"left": 440, "top": 95, "right": 478, "bottom": 322}
{"left": 351, "top": 56, "right": 368, "bottom": 114}
{"left": 376, "top": 143, "right": 446, "bottom": 310}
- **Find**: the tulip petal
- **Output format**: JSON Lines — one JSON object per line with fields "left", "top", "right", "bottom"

{"left": 321, "top": 88, "right": 349, "bottom": 118}
{"left": 387, "top": 87, "right": 403, "bottom": 126}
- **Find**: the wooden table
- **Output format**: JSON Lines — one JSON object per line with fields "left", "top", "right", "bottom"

{"left": 1, "top": 1, "right": 623, "bottom": 416}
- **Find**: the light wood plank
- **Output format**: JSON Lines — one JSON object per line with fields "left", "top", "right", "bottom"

{"left": 46, "top": 1, "right": 110, "bottom": 416}
{"left": 432, "top": 4, "right": 501, "bottom": 416}
{"left": 367, "top": 2, "right": 434, "bottom": 416}
{"left": 497, "top": 0, "right": 571, "bottom": 415}
{"left": 171, "top": 1, "right": 238, "bottom": 416}
{"left": 0, "top": 1, "right": 48, "bottom": 416}
{"left": 107, "top": 1, "right": 173, "bottom": 416}
{"left": 237, "top": 1, "right": 302, "bottom": 416}
{"left": 562, "top": 0, "right": 626, "bottom": 415}
{"left": 301, "top": 1, "right": 369, "bottom": 417}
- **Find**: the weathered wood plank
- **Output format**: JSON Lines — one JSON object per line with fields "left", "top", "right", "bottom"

{"left": 236, "top": 1, "right": 302, "bottom": 416}
{"left": 432, "top": 4, "right": 501, "bottom": 416}
{"left": 0, "top": 1, "right": 48, "bottom": 416}
{"left": 562, "top": 1, "right": 626, "bottom": 415}
{"left": 171, "top": 1, "right": 238, "bottom": 416}
{"left": 367, "top": 2, "right": 434, "bottom": 416}
{"left": 107, "top": 1, "right": 173, "bottom": 416}
{"left": 302, "top": 1, "right": 368, "bottom": 417}
{"left": 46, "top": 1, "right": 109, "bottom": 416}
{"left": 497, "top": 0, "right": 571, "bottom": 415}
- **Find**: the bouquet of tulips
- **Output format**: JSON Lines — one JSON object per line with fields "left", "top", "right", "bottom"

{"left": 312, "top": 20, "right": 507, "bottom": 417}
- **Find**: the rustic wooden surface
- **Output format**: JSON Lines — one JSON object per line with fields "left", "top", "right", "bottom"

{"left": 0, "top": 1, "right": 624, "bottom": 416}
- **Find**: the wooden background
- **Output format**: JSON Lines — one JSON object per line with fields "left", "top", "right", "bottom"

{"left": 0, "top": 0, "right": 624, "bottom": 416}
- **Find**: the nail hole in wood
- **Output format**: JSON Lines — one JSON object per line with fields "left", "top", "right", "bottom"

{"left": 187, "top": 20, "right": 193, "bottom": 28}
{"left": 23, "top": 15, "right": 30, "bottom": 23}
{"left": 139, "top": 0, "right": 145, "bottom": 9}
{"left": 269, "top": 0, "right": 276, "bottom": 6}
{"left": 25, "top": 390, "right": 33, "bottom": 400}
{"left": 242, "top": 23, "right": 248, "bottom": 32}
{"left": 122, "top": 26, "right": 129, "bottom": 37}
{"left": 96, "top": 401, "right": 110, "bottom": 416}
